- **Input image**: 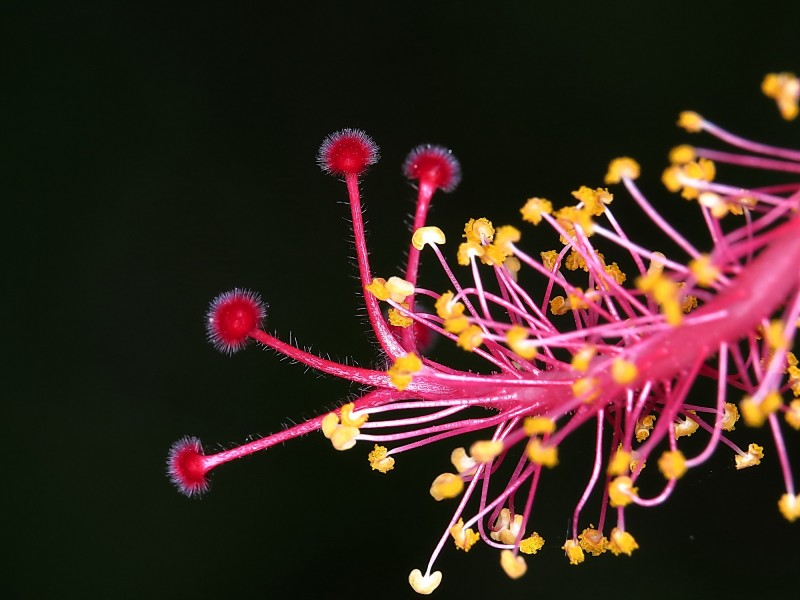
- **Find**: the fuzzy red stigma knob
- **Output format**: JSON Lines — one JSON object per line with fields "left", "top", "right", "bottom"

{"left": 167, "top": 436, "right": 210, "bottom": 498}
{"left": 403, "top": 144, "right": 462, "bottom": 193}
{"left": 317, "top": 128, "right": 380, "bottom": 176}
{"left": 206, "top": 288, "right": 266, "bottom": 354}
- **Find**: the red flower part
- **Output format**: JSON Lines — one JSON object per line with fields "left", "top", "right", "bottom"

{"left": 167, "top": 436, "right": 209, "bottom": 498}
{"left": 206, "top": 288, "right": 266, "bottom": 354}
{"left": 403, "top": 144, "right": 462, "bottom": 192}
{"left": 317, "top": 128, "right": 379, "bottom": 176}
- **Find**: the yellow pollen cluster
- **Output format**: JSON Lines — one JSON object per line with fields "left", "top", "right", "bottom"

{"left": 523, "top": 416, "right": 556, "bottom": 436}
{"left": 526, "top": 438, "right": 558, "bottom": 467}
{"left": 572, "top": 376, "right": 600, "bottom": 403}
{"left": 449, "top": 518, "right": 480, "bottom": 552}
{"left": 611, "top": 358, "right": 638, "bottom": 385}
{"left": 387, "top": 352, "right": 423, "bottom": 391}
{"left": 658, "top": 450, "right": 687, "bottom": 479}
{"left": 571, "top": 345, "right": 596, "bottom": 372}
{"left": 365, "top": 276, "right": 414, "bottom": 303}
{"left": 463, "top": 217, "right": 495, "bottom": 244}
{"left": 499, "top": 550, "right": 527, "bottom": 579}
{"left": 674, "top": 413, "right": 699, "bottom": 439}
{"left": 677, "top": 110, "right": 704, "bottom": 133}
{"left": 411, "top": 225, "right": 446, "bottom": 250}
{"left": 762, "top": 72, "right": 800, "bottom": 121}
{"left": 506, "top": 325, "right": 538, "bottom": 360}
{"left": 689, "top": 254, "right": 720, "bottom": 287}
{"left": 429, "top": 472, "right": 464, "bottom": 501}
{"left": 457, "top": 324, "right": 484, "bottom": 352}
{"left": 368, "top": 444, "right": 395, "bottom": 473}
{"left": 635, "top": 415, "right": 656, "bottom": 441}
{"left": 519, "top": 533, "right": 545, "bottom": 555}
{"left": 764, "top": 319, "right": 788, "bottom": 352}
{"left": 562, "top": 539, "right": 585, "bottom": 565}
{"left": 608, "top": 476, "right": 638, "bottom": 507}
{"left": 469, "top": 439, "right": 504, "bottom": 463}
{"left": 722, "top": 402, "right": 740, "bottom": 431}
{"left": 669, "top": 144, "right": 696, "bottom": 164}
{"left": 778, "top": 493, "right": 800, "bottom": 522}
{"left": 740, "top": 391, "right": 783, "bottom": 427}
{"left": 450, "top": 447, "right": 478, "bottom": 475}
{"left": 408, "top": 569, "right": 442, "bottom": 595}
{"left": 555, "top": 205, "right": 595, "bottom": 238}
{"left": 491, "top": 508, "right": 523, "bottom": 545}
{"left": 579, "top": 527, "right": 608, "bottom": 556}
{"left": 457, "top": 240, "right": 483, "bottom": 265}
{"left": 662, "top": 157, "right": 716, "bottom": 200}
{"left": 604, "top": 157, "right": 640, "bottom": 184}
{"left": 540, "top": 249, "right": 559, "bottom": 271}
{"left": 607, "top": 448, "right": 632, "bottom": 476}
{"left": 321, "top": 406, "right": 363, "bottom": 451}
{"left": 572, "top": 185, "right": 614, "bottom": 216}
{"left": 388, "top": 303, "right": 413, "bottom": 327}
{"left": 636, "top": 271, "right": 683, "bottom": 326}
{"left": 786, "top": 400, "right": 800, "bottom": 430}
{"left": 735, "top": 443, "right": 764, "bottom": 470}
{"left": 435, "top": 291, "right": 469, "bottom": 334}
{"left": 520, "top": 197, "right": 553, "bottom": 225}
{"left": 608, "top": 528, "right": 639, "bottom": 556}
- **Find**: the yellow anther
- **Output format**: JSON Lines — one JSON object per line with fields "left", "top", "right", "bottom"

{"left": 549, "top": 295, "right": 569, "bottom": 316}
{"left": 698, "top": 191, "right": 731, "bottom": 219}
{"left": 387, "top": 352, "right": 423, "bottom": 391}
{"left": 490, "top": 508, "right": 523, "bottom": 544}
{"left": 555, "top": 205, "right": 595, "bottom": 236}
{"left": 635, "top": 414, "right": 656, "bottom": 442}
{"left": 788, "top": 366, "right": 800, "bottom": 397}
{"left": 567, "top": 287, "right": 590, "bottom": 310}
{"left": 450, "top": 447, "right": 477, "bottom": 475}
{"left": 605, "top": 157, "right": 640, "bottom": 184}
{"left": 740, "top": 391, "right": 783, "bottom": 427}
{"left": 565, "top": 249, "right": 585, "bottom": 271}
{"left": 429, "top": 472, "right": 464, "bottom": 501}
{"left": 611, "top": 358, "right": 638, "bottom": 385}
{"left": 571, "top": 345, "right": 596, "bottom": 372}
{"left": 330, "top": 425, "right": 359, "bottom": 451}
{"left": 571, "top": 185, "right": 614, "bottom": 216}
{"left": 689, "top": 254, "right": 719, "bottom": 287}
{"left": 411, "top": 226, "right": 446, "bottom": 250}
{"left": 608, "top": 476, "right": 638, "bottom": 507}
{"left": 647, "top": 252, "right": 666, "bottom": 276}
{"left": 435, "top": 291, "right": 465, "bottom": 319}
{"left": 572, "top": 376, "right": 600, "bottom": 403}
{"left": 506, "top": 325, "right": 538, "bottom": 360}
{"left": 450, "top": 518, "right": 480, "bottom": 552}
{"left": 526, "top": 438, "right": 558, "bottom": 467}
{"left": 608, "top": 528, "right": 639, "bottom": 556}
{"left": 520, "top": 197, "right": 553, "bottom": 225}
{"left": 408, "top": 569, "right": 442, "bottom": 595}
{"left": 540, "top": 249, "right": 559, "bottom": 271}
{"left": 669, "top": 144, "right": 696, "bottom": 165}
{"left": 321, "top": 412, "right": 340, "bottom": 438}
{"left": 778, "top": 493, "right": 800, "bottom": 522}
{"left": 681, "top": 293, "right": 698, "bottom": 313}
{"left": 463, "top": 217, "right": 495, "bottom": 244}
{"left": 524, "top": 416, "right": 556, "bottom": 436}
{"left": 457, "top": 240, "right": 484, "bottom": 265}
{"left": 786, "top": 400, "right": 800, "bottom": 430}
{"left": 505, "top": 255, "right": 521, "bottom": 280}
{"left": 728, "top": 195, "right": 757, "bottom": 216}
{"left": 368, "top": 445, "right": 395, "bottom": 473}
{"left": 608, "top": 448, "right": 632, "bottom": 476}
{"left": 579, "top": 527, "right": 608, "bottom": 556}
{"left": 636, "top": 271, "right": 683, "bottom": 326}
{"left": 365, "top": 277, "right": 391, "bottom": 301}
{"left": 500, "top": 550, "right": 527, "bottom": 579}
{"left": 658, "top": 450, "right": 687, "bottom": 479}
{"left": 519, "top": 533, "right": 545, "bottom": 555}
{"left": 457, "top": 324, "right": 484, "bottom": 352}
{"left": 762, "top": 72, "right": 799, "bottom": 121}
{"left": 340, "top": 402, "right": 368, "bottom": 427}
{"left": 444, "top": 315, "right": 470, "bottom": 334}
{"left": 677, "top": 111, "right": 704, "bottom": 132}
{"left": 562, "top": 539, "right": 585, "bottom": 565}
{"left": 481, "top": 243, "right": 509, "bottom": 266}
{"left": 735, "top": 443, "right": 764, "bottom": 470}
{"left": 494, "top": 225, "right": 521, "bottom": 256}
{"left": 603, "top": 262, "right": 627, "bottom": 286}
{"left": 388, "top": 304, "right": 413, "bottom": 328}
{"left": 385, "top": 276, "right": 415, "bottom": 303}
{"left": 470, "top": 440, "right": 504, "bottom": 463}
{"left": 674, "top": 413, "right": 699, "bottom": 439}
{"left": 722, "top": 402, "right": 739, "bottom": 431}
{"left": 764, "top": 319, "right": 788, "bottom": 352}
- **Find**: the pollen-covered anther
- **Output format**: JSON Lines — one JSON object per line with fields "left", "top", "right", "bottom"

{"left": 677, "top": 111, "right": 704, "bottom": 133}
{"left": 658, "top": 450, "right": 688, "bottom": 479}
{"left": 457, "top": 241, "right": 484, "bottom": 265}
{"left": 572, "top": 185, "right": 613, "bottom": 216}
{"left": 735, "top": 443, "right": 764, "bottom": 470}
{"left": 674, "top": 413, "right": 699, "bottom": 438}
{"left": 499, "top": 550, "right": 527, "bottom": 579}
{"left": 408, "top": 569, "right": 442, "bottom": 595}
{"left": 562, "top": 539, "right": 585, "bottom": 565}
{"left": 689, "top": 254, "right": 720, "bottom": 287}
{"left": 519, "top": 533, "right": 545, "bottom": 555}
{"left": 368, "top": 444, "right": 395, "bottom": 473}
{"left": 506, "top": 325, "right": 538, "bottom": 360}
{"left": 740, "top": 391, "right": 783, "bottom": 427}
{"left": 579, "top": 527, "right": 608, "bottom": 556}
{"left": 403, "top": 144, "right": 462, "bottom": 192}
{"left": 778, "top": 493, "right": 800, "bottom": 522}
{"left": 526, "top": 438, "right": 558, "bottom": 467}
{"left": 450, "top": 447, "right": 477, "bottom": 475}
{"left": 608, "top": 476, "right": 638, "bottom": 507}
{"left": 635, "top": 415, "right": 656, "bottom": 441}
{"left": 340, "top": 402, "right": 368, "bottom": 427}
{"left": 762, "top": 72, "right": 799, "bottom": 121}
{"left": 604, "top": 157, "right": 640, "bottom": 184}
{"left": 611, "top": 358, "right": 638, "bottom": 385}
{"left": 607, "top": 448, "right": 633, "bottom": 476}
{"left": 571, "top": 345, "right": 596, "bottom": 372}
{"left": 457, "top": 325, "right": 484, "bottom": 352}
{"left": 411, "top": 226, "right": 446, "bottom": 250}
{"left": 490, "top": 508, "right": 523, "bottom": 545}
{"left": 206, "top": 289, "right": 266, "bottom": 354}
{"left": 430, "top": 472, "right": 464, "bottom": 501}
{"left": 786, "top": 400, "right": 800, "bottom": 430}
{"left": 764, "top": 319, "right": 788, "bottom": 352}
{"left": 608, "top": 528, "right": 639, "bottom": 556}
{"left": 523, "top": 416, "right": 556, "bottom": 436}
{"left": 434, "top": 291, "right": 464, "bottom": 320}
{"left": 698, "top": 191, "right": 732, "bottom": 219}
{"left": 317, "top": 128, "right": 379, "bottom": 177}
{"left": 722, "top": 402, "right": 740, "bottom": 431}
{"left": 321, "top": 411, "right": 360, "bottom": 451}
{"left": 387, "top": 352, "right": 423, "bottom": 391}
{"left": 469, "top": 440, "right": 504, "bottom": 463}
{"left": 385, "top": 276, "right": 415, "bottom": 303}
{"left": 520, "top": 197, "right": 553, "bottom": 225}
{"left": 449, "top": 518, "right": 480, "bottom": 551}
{"left": 463, "top": 217, "right": 495, "bottom": 244}
{"left": 669, "top": 144, "right": 696, "bottom": 165}
{"left": 572, "top": 376, "right": 600, "bottom": 403}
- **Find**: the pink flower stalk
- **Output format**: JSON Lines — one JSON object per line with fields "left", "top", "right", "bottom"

{"left": 169, "top": 75, "right": 800, "bottom": 594}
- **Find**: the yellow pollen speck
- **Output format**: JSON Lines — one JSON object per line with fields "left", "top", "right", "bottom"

{"left": 408, "top": 569, "right": 442, "bottom": 595}
{"left": 521, "top": 197, "right": 553, "bottom": 225}
{"left": 605, "top": 157, "right": 640, "bottom": 184}
{"left": 368, "top": 445, "right": 395, "bottom": 473}
{"left": 387, "top": 352, "right": 423, "bottom": 391}
{"left": 735, "top": 443, "right": 764, "bottom": 470}
{"left": 579, "top": 527, "right": 608, "bottom": 556}
{"left": 411, "top": 226, "right": 446, "bottom": 250}
{"left": 611, "top": 358, "right": 638, "bottom": 385}
{"left": 519, "top": 533, "right": 545, "bottom": 555}
{"left": 562, "top": 539, "right": 585, "bottom": 565}
{"left": 658, "top": 450, "right": 687, "bottom": 479}
{"left": 524, "top": 416, "right": 556, "bottom": 436}
{"left": 608, "top": 448, "right": 632, "bottom": 476}
{"left": 762, "top": 72, "right": 800, "bottom": 121}
{"left": 608, "top": 476, "right": 637, "bottom": 507}
{"left": 778, "top": 493, "right": 800, "bottom": 522}
{"left": 429, "top": 472, "right": 464, "bottom": 501}
{"left": 526, "top": 439, "right": 558, "bottom": 468}
{"left": 500, "top": 550, "right": 527, "bottom": 579}
{"left": 609, "top": 528, "right": 639, "bottom": 556}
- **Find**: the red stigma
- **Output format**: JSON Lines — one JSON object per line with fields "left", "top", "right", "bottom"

{"left": 206, "top": 288, "right": 266, "bottom": 354}
{"left": 403, "top": 144, "right": 461, "bottom": 192}
{"left": 167, "top": 436, "right": 209, "bottom": 498}
{"left": 317, "top": 128, "right": 379, "bottom": 176}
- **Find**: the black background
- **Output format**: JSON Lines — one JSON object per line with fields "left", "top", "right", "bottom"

{"left": 5, "top": 1, "right": 800, "bottom": 599}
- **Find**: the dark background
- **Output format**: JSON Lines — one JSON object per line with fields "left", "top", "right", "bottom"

{"left": 5, "top": 1, "right": 799, "bottom": 598}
